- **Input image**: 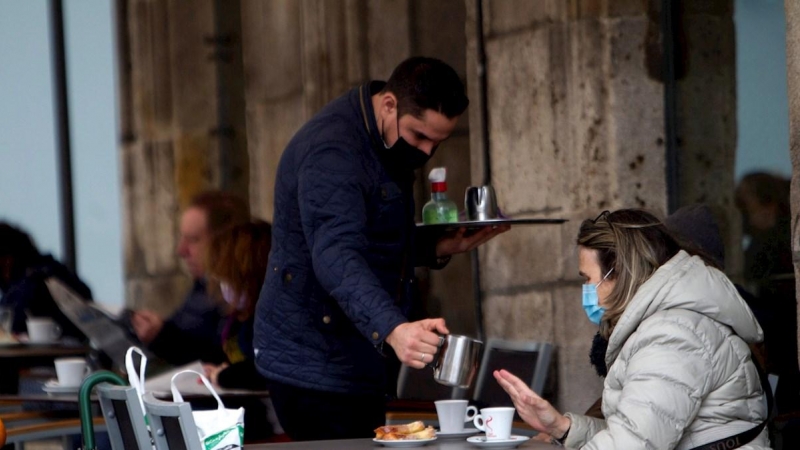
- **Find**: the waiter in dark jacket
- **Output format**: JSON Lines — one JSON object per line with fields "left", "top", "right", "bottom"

{"left": 254, "top": 57, "right": 507, "bottom": 440}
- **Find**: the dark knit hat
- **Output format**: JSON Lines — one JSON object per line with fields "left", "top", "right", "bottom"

{"left": 664, "top": 204, "right": 725, "bottom": 268}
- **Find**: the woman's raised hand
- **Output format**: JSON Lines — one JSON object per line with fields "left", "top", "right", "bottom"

{"left": 493, "top": 369, "right": 571, "bottom": 438}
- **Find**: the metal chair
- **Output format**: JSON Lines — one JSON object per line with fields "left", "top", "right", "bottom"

{"left": 472, "top": 339, "right": 554, "bottom": 408}
{"left": 143, "top": 392, "right": 202, "bottom": 450}
{"left": 96, "top": 383, "right": 151, "bottom": 450}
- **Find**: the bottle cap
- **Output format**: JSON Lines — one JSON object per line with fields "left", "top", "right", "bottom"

{"left": 428, "top": 167, "right": 446, "bottom": 183}
{"left": 428, "top": 167, "right": 447, "bottom": 193}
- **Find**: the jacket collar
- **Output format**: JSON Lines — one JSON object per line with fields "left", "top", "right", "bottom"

{"left": 605, "top": 250, "right": 764, "bottom": 368}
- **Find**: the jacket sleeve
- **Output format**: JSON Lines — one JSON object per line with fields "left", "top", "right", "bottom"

{"left": 571, "top": 319, "right": 713, "bottom": 450}
{"left": 298, "top": 145, "right": 408, "bottom": 346}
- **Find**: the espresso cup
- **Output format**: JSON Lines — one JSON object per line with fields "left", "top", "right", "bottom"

{"left": 26, "top": 318, "right": 61, "bottom": 343}
{"left": 55, "top": 357, "right": 89, "bottom": 387}
{"left": 473, "top": 407, "right": 515, "bottom": 441}
{"left": 435, "top": 399, "right": 478, "bottom": 433}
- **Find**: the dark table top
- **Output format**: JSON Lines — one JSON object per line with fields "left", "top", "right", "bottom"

{"left": 246, "top": 436, "right": 569, "bottom": 449}
{"left": 0, "top": 342, "right": 90, "bottom": 359}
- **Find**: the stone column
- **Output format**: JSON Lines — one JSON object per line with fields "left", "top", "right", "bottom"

{"left": 465, "top": 0, "right": 735, "bottom": 412}
{"left": 674, "top": 2, "right": 740, "bottom": 276}
{"left": 786, "top": 0, "right": 800, "bottom": 370}
{"left": 118, "top": 0, "right": 249, "bottom": 313}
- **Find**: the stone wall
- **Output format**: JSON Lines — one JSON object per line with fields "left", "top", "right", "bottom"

{"left": 118, "top": 0, "right": 249, "bottom": 314}
{"left": 786, "top": 0, "right": 800, "bottom": 371}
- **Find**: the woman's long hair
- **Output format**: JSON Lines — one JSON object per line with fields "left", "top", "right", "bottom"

{"left": 206, "top": 220, "right": 272, "bottom": 321}
{"left": 577, "top": 209, "right": 712, "bottom": 339}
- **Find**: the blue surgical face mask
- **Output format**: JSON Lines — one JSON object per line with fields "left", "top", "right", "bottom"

{"left": 582, "top": 268, "right": 614, "bottom": 325}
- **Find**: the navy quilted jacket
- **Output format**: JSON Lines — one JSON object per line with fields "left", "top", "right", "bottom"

{"left": 254, "top": 82, "right": 439, "bottom": 395}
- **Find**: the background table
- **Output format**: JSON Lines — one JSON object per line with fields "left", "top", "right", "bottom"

{"left": 0, "top": 343, "right": 91, "bottom": 394}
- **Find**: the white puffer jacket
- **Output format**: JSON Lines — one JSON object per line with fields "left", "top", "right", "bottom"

{"left": 564, "top": 251, "right": 771, "bottom": 450}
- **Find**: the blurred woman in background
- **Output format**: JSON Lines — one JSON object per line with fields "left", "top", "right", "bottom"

{"left": 203, "top": 219, "right": 272, "bottom": 389}
{"left": 202, "top": 219, "right": 286, "bottom": 442}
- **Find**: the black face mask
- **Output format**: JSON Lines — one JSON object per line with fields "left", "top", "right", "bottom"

{"left": 381, "top": 112, "right": 436, "bottom": 171}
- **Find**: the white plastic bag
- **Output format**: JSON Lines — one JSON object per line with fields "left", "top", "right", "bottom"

{"left": 171, "top": 370, "right": 245, "bottom": 450}
{"left": 125, "top": 346, "right": 148, "bottom": 415}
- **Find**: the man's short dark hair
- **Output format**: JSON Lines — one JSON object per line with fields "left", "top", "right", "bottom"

{"left": 382, "top": 56, "right": 469, "bottom": 119}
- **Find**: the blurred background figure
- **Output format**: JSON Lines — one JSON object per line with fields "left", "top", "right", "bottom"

{"left": 0, "top": 221, "right": 92, "bottom": 341}
{"left": 203, "top": 219, "right": 271, "bottom": 390}
{"left": 202, "top": 219, "right": 286, "bottom": 442}
{"left": 131, "top": 190, "right": 249, "bottom": 365}
{"left": 735, "top": 172, "right": 799, "bottom": 413}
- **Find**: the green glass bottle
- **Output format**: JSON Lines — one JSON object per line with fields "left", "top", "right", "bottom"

{"left": 422, "top": 167, "right": 458, "bottom": 224}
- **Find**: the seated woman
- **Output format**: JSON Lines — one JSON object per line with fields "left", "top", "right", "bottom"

{"left": 201, "top": 219, "right": 286, "bottom": 441}
{"left": 495, "top": 209, "right": 770, "bottom": 450}
{"left": 202, "top": 219, "right": 271, "bottom": 390}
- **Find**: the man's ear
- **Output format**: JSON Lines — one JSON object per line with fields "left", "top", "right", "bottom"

{"left": 379, "top": 92, "right": 398, "bottom": 116}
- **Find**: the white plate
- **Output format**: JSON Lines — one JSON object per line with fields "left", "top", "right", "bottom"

{"left": 43, "top": 379, "right": 81, "bottom": 394}
{"left": 436, "top": 429, "right": 480, "bottom": 439}
{"left": 466, "top": 435, "right": 530, "bottom": 449}
{"left": 373, "top": 437, "right": 437, "bottom": 447}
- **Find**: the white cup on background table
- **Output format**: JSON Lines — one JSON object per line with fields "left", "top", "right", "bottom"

{"left": 26, "top": 318, "right": 61, "bottom": 343}
{"left": 54, "top": 357, "right": 89, "bottom": 387}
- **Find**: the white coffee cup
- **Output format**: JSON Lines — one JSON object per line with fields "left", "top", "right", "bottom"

{"left": 435, "top": 399, "right": 478, "bottom": 433}
{"left": 473, "top": 407, "right": 515, "bottom": 441}
{"left": 55, "top": 357, "right": 89, "bottom": 387}
{"left": 26, "top": 318, "right": 61, "bottom": 343}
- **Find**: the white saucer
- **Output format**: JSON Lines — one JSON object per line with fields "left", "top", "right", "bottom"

{"left": 466, "top": 435, "right": 530, "bottom": 449}
{"left": 373, "top": 437, "right": 437, "bottom": 447}
{"left": 436, "top": 428, "right": 480, "bottom": 439}
{"left": 42, "top": 379, "right": 81, "bottom": 394}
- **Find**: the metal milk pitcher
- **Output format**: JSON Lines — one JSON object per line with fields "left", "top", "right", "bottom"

{"left": 433, "top": 334, "right": 483, "bottom": 388}
{"left": 465, "top": 185, "right": 499, "bottom": 221}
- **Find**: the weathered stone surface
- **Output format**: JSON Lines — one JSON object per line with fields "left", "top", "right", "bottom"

{"left": 167, "top": 0, "right": 217, "bottom": 130}
{"left": 785, "top": 0, "right": 800, "bottom": 369}
{"left": 479, "top": 223, "right": 563, "bottom": 291}
{"left": 123, "top": 141, "right": 180, "bottom": 278}
{"left": 483, "top": 290, "right": 554, "bottom": 342}
{"left": 367, "top": 0, "right": 411, "bottom": 79}
{"left": 424, "top": 252, "right": 476, "bottom": 336}
{"left": 240, "top": 0, "right": 303, "bottom": 102}
{"left": 484, "top": 0, "right": 562, "bottom": 35}
{"left": 128, "top": 0, "right": 174, "bottom": 139}
{"left": 675, "top": 12, "right": 738, "bottom": 273}
{"left": 606, "top": 17, "right": 666, "bottom": 213}
{"left": 122, "top": 0, "right": 249, "bottom": 309}
{"left": 126, "top": 274, "right": 191, "bottom": 315}
{"left": 412, "top": 0, "right": 467, "bottom": 73}
{"left": 301, "top": 0, "right": 354, "bottom": 115}
{"left": 246, "top": 97, "right": 307, "bottom": 222}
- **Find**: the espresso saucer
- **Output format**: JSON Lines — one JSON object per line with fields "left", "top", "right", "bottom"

{"left": 373, "top": 437, "right": 437, "bottom": 447}
{"left": 435, "top": 428, "right": 480, "bottom": 439}
{"left": 43, "top": 379, "right": 81, "bottom": 394}
{"left": 466, "top": 435, "right": 530, "bottom": 449}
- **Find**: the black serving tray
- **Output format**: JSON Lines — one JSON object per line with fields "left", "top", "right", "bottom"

{"left": 416, "top": 217, "right": 567, "bottom": 239}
